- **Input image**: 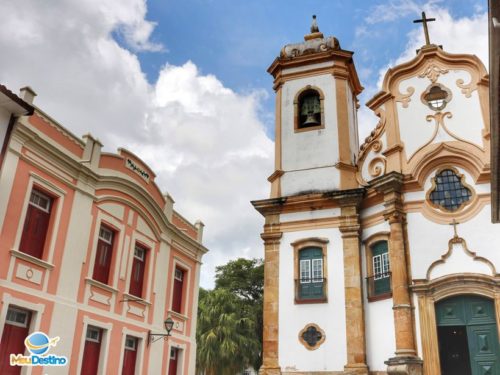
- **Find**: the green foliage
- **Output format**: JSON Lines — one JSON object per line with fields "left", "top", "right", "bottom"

{"left": 215, "top": 258, "right": 264, "bottom": 302}
{"left": 196, "top": 258, "right": 264, "bottom": 374}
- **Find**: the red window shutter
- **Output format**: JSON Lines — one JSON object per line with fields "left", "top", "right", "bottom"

{"left": 172, "top": 268, "right": 184, "bottom": 313}
{"left": 81, "top": 327, "right": 102, "bottom": 375}
{"left": 92, "top": 227, "right": 114, "bottom": 284}
{"left": 129, "top": 246, "right": 146, "bottom": 298}
{"left": 122, "top": 337, "right": 138, "bottom": 375}
{"left": 19, "top": 202, "right": 51, "bottom": 259}
{"left": 0, "top": 308, "right": 31, "bottom": 375}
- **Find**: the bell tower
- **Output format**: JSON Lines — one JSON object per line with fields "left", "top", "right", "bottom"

{"left": 267, "top": 16, "right": 363, "bottom": 197}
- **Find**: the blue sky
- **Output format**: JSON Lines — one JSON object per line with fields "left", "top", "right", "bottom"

{"left": 136, "top": 0, "right": 487, "bottom": 134}
{"left": 0, "top": 0, "right": 489, "bottom": 287}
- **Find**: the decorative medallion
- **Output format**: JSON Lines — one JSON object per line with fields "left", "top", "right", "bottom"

{"left": 421, "top": 83, "right": 452, "bottom": 111}
{"left": 298, "top": 323, "right": 325, "bottom": 350}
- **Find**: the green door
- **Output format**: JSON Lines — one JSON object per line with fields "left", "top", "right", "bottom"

{"left": 436, "top": 296, "right": 500, "bottom": 375}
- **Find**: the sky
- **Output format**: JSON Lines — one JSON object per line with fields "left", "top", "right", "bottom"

{"left": 0, "top": 0, "right": 488, "bottom": 288}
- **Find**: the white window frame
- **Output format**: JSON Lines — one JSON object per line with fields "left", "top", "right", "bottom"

{"left": 99, "top": 226, "right": 114, "bottom": 245}
{"left": 174, "top": 268, "right": 183, "bottom": 281}
{"left": 78, "top": 316, "right": 113, "bottom": 375}
{"left": 10, "top": 174, "right": 66, "bottom": 283}
{"left": 29, "top": 189, "right": 52, "bottom": 213}
{"left": 134, "top": 246, "right": 145, "bottom": 262}
{"left": 125, "top": 335, "right": 138, "bottom": 351}
{"left": 299, "top": 259, "right": 311, "bottom": 283}
{"left": 311, "top": 258, "right": 323, "bottom": 282}
{"left": 118, "top": 327, "right": 146, "bottom": 375}
{"left": 0, "top": 293, "right": 45, "bottom": 345}
{"left": 5, "top": 306, "right": 30, "bottom": 328}
{"left": 86, "top": 326, "right": 101, "bottom": 343}
{"left": 373, "top": 253, "right": 390, "bottom": 280}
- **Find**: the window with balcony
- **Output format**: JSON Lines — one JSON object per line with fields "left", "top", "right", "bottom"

{"left": 366, "top": 240, "right": 391, "bottom": 301}
{"left": 291, "top": 238, "right": 329, "bottom": 304}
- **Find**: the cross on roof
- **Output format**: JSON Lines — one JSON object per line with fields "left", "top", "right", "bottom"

{"left": 413, "top": 11, "right": 436, "bottom": 46}
{"left": 449, "top": 219, "right": 460, "bottom": 238}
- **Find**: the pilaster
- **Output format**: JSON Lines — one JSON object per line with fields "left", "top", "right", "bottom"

{"left": 260, "top": 214, "right": 282, "bottom": 375}
{"left": 338, "top": 193, "right": 369, "bottom": 375}
{"left": 371, "top": 172, "right": 422, "bottom": 375}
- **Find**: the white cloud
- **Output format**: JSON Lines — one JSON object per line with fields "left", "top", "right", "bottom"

{"left": 0, "top": 0, "right": 273, "bottom": 288}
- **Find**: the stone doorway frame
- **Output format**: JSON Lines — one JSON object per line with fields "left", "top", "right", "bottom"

{"left": 412, "top": 274, "right": 500, "bottom": 375}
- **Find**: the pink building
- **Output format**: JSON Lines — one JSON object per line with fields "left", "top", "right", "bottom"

{"left": 0, "top": 85, "right": 207, "bottom": 374}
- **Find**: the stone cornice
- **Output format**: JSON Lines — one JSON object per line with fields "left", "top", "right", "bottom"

{"left": 370, "top": 171, "right": 404, "bottom": 194}
{"left": 251, "top": 188, "right": 365, "bottom": 216}
{"left": 261, "top": 231, "right": 283, "bottom": 245}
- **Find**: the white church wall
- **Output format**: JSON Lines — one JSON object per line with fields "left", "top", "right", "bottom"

{"left": 361, "top": 222, "right": 395, "bottom": 371}
{"left": 396, "top": 68, "right": 484, "bottom": 160}
{"left": 278, "top": 228, "right": 347, "bottom": 372}
{"left": 360, "top": 203, "right": 385, "bottom": 219}
{"left": 281, "top": 167, "right": 340, "bottom": 196}
{"left": 407, "top": 205, "right": 500, "bottom": 280}
{"left": 280, "top": 75, "right": 341, "bottom": 195}
{"left": 280, "top": 208, "right": 341, "bottom": 223}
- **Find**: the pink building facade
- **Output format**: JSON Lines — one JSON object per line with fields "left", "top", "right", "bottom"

{"left": 0, "top": 85, "right": 207, "bottom": 375}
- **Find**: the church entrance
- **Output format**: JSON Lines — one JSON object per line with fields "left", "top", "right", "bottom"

{"left": 435, "top": 295, "right": 500, "bottom": 375}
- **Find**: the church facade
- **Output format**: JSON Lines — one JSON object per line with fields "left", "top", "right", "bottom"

{"left": 252, "top": 17, "right": 499, "bottom": 375}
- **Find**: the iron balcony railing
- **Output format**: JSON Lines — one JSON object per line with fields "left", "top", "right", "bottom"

{"left": 295, "top": 278, "right": 327, "bottom": 301}
{"left": 365, "top": 272, "right": 392, "bottom": 300}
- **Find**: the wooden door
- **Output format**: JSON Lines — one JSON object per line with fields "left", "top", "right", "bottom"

{"left": 436, "top": 295, "right": 500, "bottom": 375}
{"left": 0, "top": 308, "right": 31, "bottom": 375}
{"left": 168, "top": 347, "right": 178, "bottom": 375}
{"left": 81, "top": 326, "right": 102, "bottom": 375}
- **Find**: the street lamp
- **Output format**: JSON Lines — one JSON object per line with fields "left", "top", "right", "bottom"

{"left": 148, "top": 317, "right": 174, "bottom": 345}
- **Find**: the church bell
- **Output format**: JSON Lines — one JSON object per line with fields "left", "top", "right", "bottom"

{"left": 301, "top": 95, "right": 321, "bottom": 126}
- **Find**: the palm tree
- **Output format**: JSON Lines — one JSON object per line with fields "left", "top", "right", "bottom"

{"left": 196, "top": 288, "right": 259, "bottom": 375}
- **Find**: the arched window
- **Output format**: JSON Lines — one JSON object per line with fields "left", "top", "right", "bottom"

{"left": 428, "top": 168, "right": 472, "bottom": 212}
{"left": 292, "top": 238, "right": 328, "bottom": 303}
{"left": 294, "top": 87, "right": 324, "bottom": 131}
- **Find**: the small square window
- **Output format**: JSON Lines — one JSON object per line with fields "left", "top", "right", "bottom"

{"left": 86, "top": 326, "right": 101, "bottom": 343}
{"left": 125, "top": 336, "right": 138, "bottom": 351}
{"left": 6, "top": 307, "right": 30, "bottom": 328}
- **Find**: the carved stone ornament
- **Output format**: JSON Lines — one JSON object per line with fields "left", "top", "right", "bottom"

{"left": 298, "top": 323, "right": 325, "bottom": 350}
{"left": 280, "top": 36, "right": 340, "bottom": 58}
{"left": 418, "top": 64, "right": 449, "bottom": 83}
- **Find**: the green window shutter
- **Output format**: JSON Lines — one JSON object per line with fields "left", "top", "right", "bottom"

{"left": 372, "top": 241, "right": 390, "bottom": 295}
{"left": 299, "top": 247, "right": 324, "bottom": 299}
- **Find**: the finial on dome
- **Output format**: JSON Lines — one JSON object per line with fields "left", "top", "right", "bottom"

{"left": 304, "top": 15, "right": 324, "bottom": 41}
{"left": 311, "top": 15, "right": 319, "bottom": 33}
